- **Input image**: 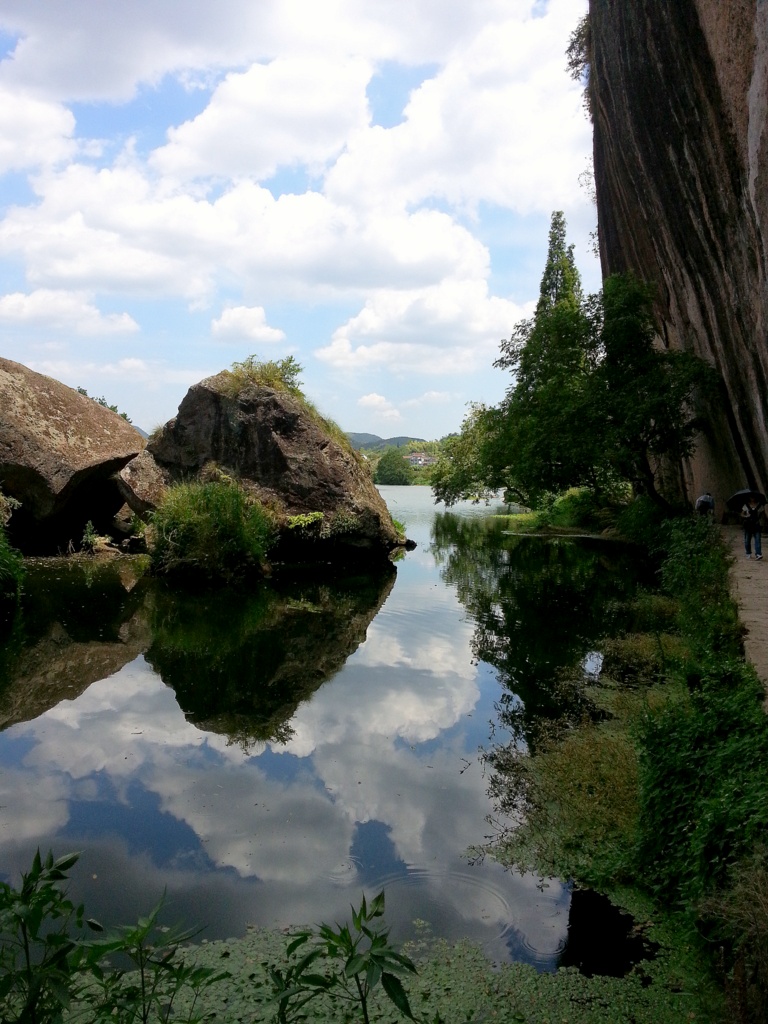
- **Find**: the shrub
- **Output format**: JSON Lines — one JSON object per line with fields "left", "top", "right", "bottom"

{"left": 0, "top": 523, "right": 23, "bottom": 611}
{"left": 149, "top": 481, "right": 277, "bottom": 579}
{"left": 224, "top": 354, "right": 304, "bottom": 397}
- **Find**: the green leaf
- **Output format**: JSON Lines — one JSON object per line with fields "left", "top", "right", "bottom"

{"left": 381, "top": 971, "right": 415, "bottom": 1020}
{"left": 369, "top": 891, "right": 385, "bottom": 918}
{"left": 344, "top": 953, "right": 367, "bottom": 977}
{"left": 286, "top": 932, "right": 310, "bottom": 957}
{"left": 53, "top": 852, "right": 81, "bottom": 873}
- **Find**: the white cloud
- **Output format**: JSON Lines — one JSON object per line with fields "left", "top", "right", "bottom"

{"left": 0, "top": 86, "right": 74, "bottom": 173}
{"left": 152, "top": 57, "right": 371, "bottom": 183}
{"left": 211, "top": 305, "right": 285, "bottom": 342}
{"left": 357, "top": 392, "right": 401, "bottom": 422}
{"left": 324, "top": 0, "right": 589, "bottom": 215}
{"left": 402, "top": 390, "right": 452, "bottom": 407}
{"left": 0, "top": 0, "right": 526, "bottom": 102}
{"left": 0, "top": 289, "right": 138, "bottom": 334}
{"left": 317, "top": 279, "right": 527, "bottom": 374}
{"left": 0, "top": 0, "right": 593, "bottom": 438}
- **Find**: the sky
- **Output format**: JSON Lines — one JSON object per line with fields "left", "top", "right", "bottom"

{"left": 0, "top": 0, "right": 596, "bottom": 440}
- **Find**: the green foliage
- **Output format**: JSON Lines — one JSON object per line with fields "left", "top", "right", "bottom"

{"left": 430, "top": 406, "right": 503, "bottom": 505}
{"left": 268, "top": 891, "right": 417, "bottom": 1024}
{"left": 76, "top": 386, "right": 132, "bottom": 422}
{"left": 81, "top": 520, "right": 99, "bottom": 553}
{"left": 0, "top": 849, "right": 95, "bottom": 1023}
{"left": 286, "top": 511, "right": 324, "bottom": 531}
{"left": 434, "top": 215, "right": 719, "bottom": 511}
{"left": 374, "top": 447, "right": 415, "bottom": 486}
{"left": 0, "top": 521, "right": 24, "bottom": 611}
{"left": 0, "top": 849, "right": 227, "bottom": 1024}
{"left": 149, "top": 481, "right": 277, "bottom": 579}
{"left": 80, "top": 897, "right": 229, "bottom": 1024}
{"left": 225, "top": 354, "right": 304, "bottom": 397}
{"left": 566, "top": 12, "right": 592, "bottom": 118}
{"left": 633, "top": 517, "right": 768, "bottom": 915}
{"left": 700, "top": 845, "right": 768, "bottom": 1023}
{"left": 533, "top": 209, "right": 583, "bottom": 312}
{"left": 596, "top": 275, "right": 719, "bottom": 507}
{"left": 0, "top": 488, "right": 21, "bottom": 527}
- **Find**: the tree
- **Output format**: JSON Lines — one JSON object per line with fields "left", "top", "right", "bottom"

{"left": 432, "top": 213, "right": 719, "bottom": 509}
{"left": 374, "top": 447, "right": 415, "bottom": 485}
{"left": 431, "top": 404, "right": 504, "bottom": 504}
{"left": 595, "top": 274, "right": 719, "bottom": 508}
{"left": 488, "top": 211, "right": 605, "bottom": 503}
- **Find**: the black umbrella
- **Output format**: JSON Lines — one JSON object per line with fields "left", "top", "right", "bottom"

{"left": 726, "top": 489, "right": 767, "bottom": 512}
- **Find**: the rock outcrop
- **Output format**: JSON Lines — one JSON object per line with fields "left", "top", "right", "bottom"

{"left": 0, "top": 358, "right": 144, "bottom": 551}
{"left": 120, "top": 371, "right": 400, "bottom": 561}
{"left": 590, "top": 0, "right": 768, "bottom": 503}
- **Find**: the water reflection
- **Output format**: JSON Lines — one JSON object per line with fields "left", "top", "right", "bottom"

{"left": 0, "top": 490, "right": 645, "bottom": 972}
{"left": 431, "top": 514, "right": 644, "bottom": 739}
{"left": 145, "top": 569, "right": 396, "bottom": 748}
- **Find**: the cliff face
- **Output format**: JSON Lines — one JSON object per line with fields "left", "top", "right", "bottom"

{"left": 590, "top": 0, "right": 768, "bottom": 503}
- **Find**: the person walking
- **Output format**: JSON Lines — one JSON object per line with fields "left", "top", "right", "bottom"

{"left": 741, "top": 495, "right": 764, "bottom": 559}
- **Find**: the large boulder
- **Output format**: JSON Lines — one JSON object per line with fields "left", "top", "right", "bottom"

{"left": 0, "top": 358, "right": 144, "bottom": 552}
{"left": 119, "top": 372, "right": 400, "bottom": 561}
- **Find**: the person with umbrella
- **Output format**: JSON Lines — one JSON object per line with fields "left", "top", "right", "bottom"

{"left": 733, "top": 491, "right": 765, "bottom": 559}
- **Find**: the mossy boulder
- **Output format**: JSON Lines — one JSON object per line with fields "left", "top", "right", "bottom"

{"left": 120, "top": 371, "right": 400, "bottom": 563}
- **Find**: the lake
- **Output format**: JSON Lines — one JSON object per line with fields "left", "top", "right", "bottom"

{"left": 0, "top": 486, "right": 646, "bottom": 971}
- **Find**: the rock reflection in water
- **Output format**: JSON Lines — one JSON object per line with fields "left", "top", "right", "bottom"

{"left": 145, "top": 567, "right": 396, "bottom": 749}
{"left": 0, "top": 557, "right": 151, "bottom": 730}
{"left": 0, "top": 559, "right": 396, "bottom": 750}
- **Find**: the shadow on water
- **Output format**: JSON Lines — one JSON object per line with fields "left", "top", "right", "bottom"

{"left": 559, "top": 889, "right": 658, "bottom": 977}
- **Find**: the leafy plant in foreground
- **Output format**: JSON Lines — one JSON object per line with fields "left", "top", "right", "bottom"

{"left": 0, "top": 850, "right": 228, "bottom": 1024}
{"left": 0, "top": 849, "right": 99, "bottom": 1023}
{"left": 268, "top": 890, "right": 418, "bottom": 1024}
{"left": 81, "top": 900, "right": 229, "bottom": 1024}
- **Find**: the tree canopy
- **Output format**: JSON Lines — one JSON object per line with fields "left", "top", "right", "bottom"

{"left": 432, "top": 212, "right": 718, "bottom": 510}
{"left": 374, "top": 447, "right": 415, "bottom": 486}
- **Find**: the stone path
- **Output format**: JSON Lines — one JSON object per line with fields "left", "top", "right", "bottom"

{"left": 723, "top": 525, "right": 768, "bottom": 701}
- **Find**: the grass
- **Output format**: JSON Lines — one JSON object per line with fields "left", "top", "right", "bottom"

{"left": 149, "top": 480, "right": 277, "bottom": 580}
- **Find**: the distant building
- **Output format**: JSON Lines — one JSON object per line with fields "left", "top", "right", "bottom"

{"left": 403, "top": 452, "right": 438, "bottom": 467}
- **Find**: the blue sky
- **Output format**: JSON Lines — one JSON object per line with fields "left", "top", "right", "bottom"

{"left": 0, "top": 0, "right": 595, "bottom": 439}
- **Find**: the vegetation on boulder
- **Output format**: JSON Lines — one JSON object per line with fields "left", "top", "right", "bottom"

{"left": 148, "top": 480, "right": 277, "bottom": 580}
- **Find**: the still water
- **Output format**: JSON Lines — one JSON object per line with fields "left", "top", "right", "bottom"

{"left": 0, "top": 487, "right": 644, "bottom": 970}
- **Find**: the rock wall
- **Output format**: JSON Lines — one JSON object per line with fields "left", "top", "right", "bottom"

{"left": 590, "top": 0, "right": 768, "bottom": 506}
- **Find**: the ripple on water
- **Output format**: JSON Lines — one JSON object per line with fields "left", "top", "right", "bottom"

{"left": 325, "top": 855, "right": 363, "bottom": 886}
{"left": 366, "top": 865, "right": 567, "bottom": 970}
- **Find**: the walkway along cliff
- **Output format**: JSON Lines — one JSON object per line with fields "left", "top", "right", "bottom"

{"left": 589, "top": 0, "right": 768, "bottom": 503}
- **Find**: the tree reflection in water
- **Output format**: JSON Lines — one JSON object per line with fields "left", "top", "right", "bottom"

{"left": 430, "top": 512, "right": 649, "bottom": 871}
{"left": 431, "top": 515, "right": 646, "bottom": 735}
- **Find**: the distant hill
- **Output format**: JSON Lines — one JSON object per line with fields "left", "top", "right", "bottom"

{"left": 347, "top": 433, "right": 426, "bottom": 451}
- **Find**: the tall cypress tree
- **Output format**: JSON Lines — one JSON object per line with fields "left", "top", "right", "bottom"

{"left": 536, "top": 211, "right": 582, "bottom": 313}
